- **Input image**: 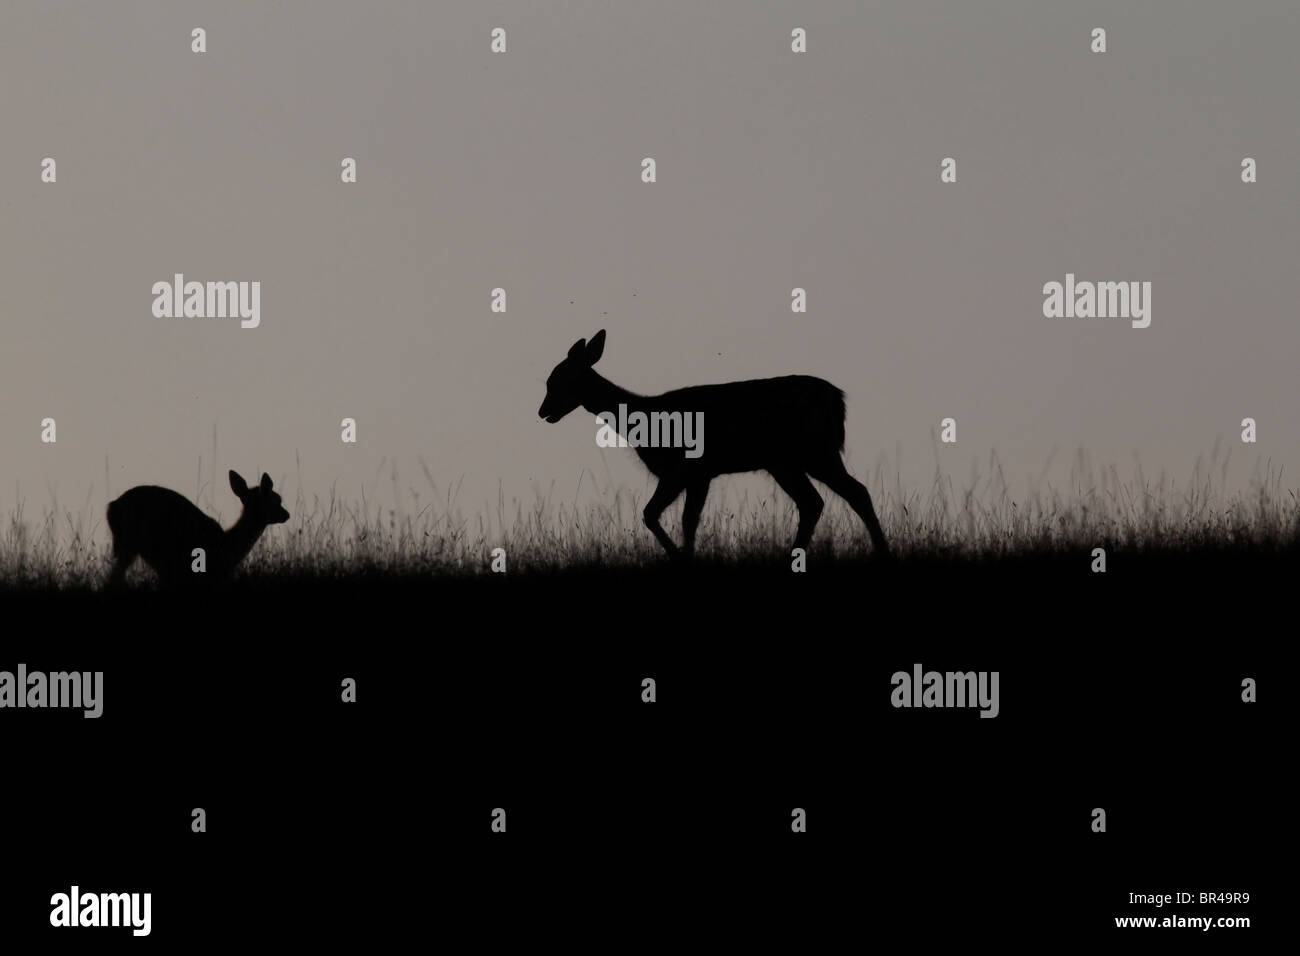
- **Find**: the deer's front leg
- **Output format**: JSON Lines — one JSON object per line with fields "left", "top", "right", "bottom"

{"left": 643, "top": 478, "right": 686, "bottom": 558}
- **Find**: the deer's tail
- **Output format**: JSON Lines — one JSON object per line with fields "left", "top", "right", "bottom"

{"left": 829, "top": 385, "right": 847, "bottom": 452}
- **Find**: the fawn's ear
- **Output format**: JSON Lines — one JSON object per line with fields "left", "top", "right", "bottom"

{"left": 567, "top": 337, "right": 587, "bottom": 360}
{"left": 229, "top": 471, "right": 249, "bottom": 496}
{"left": 260, "top": 472, "right": 273, "bottom": 492}
{"left": 585, "top": 329, "right": 606, "bottom": 365}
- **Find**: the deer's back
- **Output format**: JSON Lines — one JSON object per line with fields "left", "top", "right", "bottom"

{"left": 644, "top": 375, "right": 846, "bottom": 474}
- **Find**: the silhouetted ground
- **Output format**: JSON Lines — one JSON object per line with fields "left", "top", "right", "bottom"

{"left": 4, "top": 541, "right": 1284, "bottom": 943}
{"left": 8, "top": 535, "right": 1297, "bottom": 611}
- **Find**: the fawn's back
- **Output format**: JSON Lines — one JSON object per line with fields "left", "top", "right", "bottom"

{"left": 108, "top": 486, "right": 225, "bottom": 571}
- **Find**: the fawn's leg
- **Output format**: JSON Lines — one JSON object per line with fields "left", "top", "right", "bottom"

{"left": 106, "top": 555, "right": 132, "bottom": 590}
{"left": 106, "top": 540, "right": 135, "bottom": 590}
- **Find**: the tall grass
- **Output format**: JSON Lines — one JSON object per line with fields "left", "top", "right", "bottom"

{"left": 2, "top": 449, "right": 1296, "bottom": 588}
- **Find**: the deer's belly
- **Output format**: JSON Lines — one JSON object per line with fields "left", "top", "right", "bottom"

{"left": 635, "top": 445, "right": 769, "bottom": 477}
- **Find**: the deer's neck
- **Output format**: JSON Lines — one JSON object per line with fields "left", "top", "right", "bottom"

{"left": 222, "top": 511, "right": 267, "bottom": 567}
{"left": 582, "top": 372, "right": 650, "bottom": 431}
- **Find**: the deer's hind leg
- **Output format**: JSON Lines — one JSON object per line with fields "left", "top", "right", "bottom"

{"left": 769, "top": 469, "right": 824, "bottom": 552}
{"left": 808, "top": 456, "right": 891, "bottom": 558}
{"left": 681, "top": 478, "right": 711, "bottom": 559}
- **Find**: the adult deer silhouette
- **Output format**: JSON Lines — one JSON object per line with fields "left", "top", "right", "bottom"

{"left": 538, "top": 329, "right": 890, "bottom": 560}
{"left": 105, "top": 470, "right": 289, "bottom": 589}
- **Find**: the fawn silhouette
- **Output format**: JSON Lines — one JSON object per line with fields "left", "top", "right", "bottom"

{"left": 105, "top": 470, "right": 289, "bottom": 589}
{"left": 538, "top": 329, "right": 890, "bottom": 560}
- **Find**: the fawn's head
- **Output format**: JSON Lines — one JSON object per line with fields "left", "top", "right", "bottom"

{"left": 538, "top": 329, "right": 606, "bottom": 422}
{"left": 230, "top": 470, "right": 290, "bottom": 526}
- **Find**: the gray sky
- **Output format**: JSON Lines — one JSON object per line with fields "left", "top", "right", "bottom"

{"left": 2, "top": 0, "right": 1297, "bottom": 531}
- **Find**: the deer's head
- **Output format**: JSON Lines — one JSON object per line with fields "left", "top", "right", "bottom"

{"left": 538, "top": 329, "right": 605, "bottom": 423}
{"left": 230, "top": 470, "right": 291, "bottom": 526}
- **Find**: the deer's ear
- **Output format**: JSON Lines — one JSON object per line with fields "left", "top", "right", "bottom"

{"left": 567, "top": 337, "right": 587, "bottom": 359}
{"left": 260, "top": 473, "right": 273, "bottom": 492}
{"left": 586, "top": 329, "right": 606, "bottom": 365}
{"left": 229, "top": 471, "right": 249, "bottom": 496}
